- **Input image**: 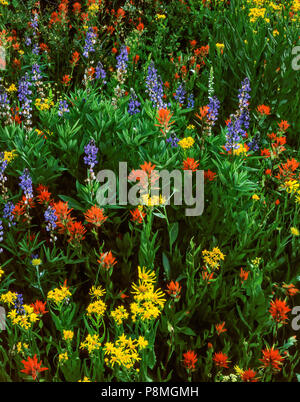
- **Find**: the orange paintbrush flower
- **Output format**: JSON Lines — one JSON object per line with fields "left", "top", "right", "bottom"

{"left": 182, "top": 157, "right": 199, "bottom": 171}
{"left": 215, "top": 321, "right": 227, "bottom": 336}
{"left": 84, "top": 205, "right": 107, "bottom": 227}
{"left": 20, "top": 355, "right": 48, "bottom": 380}
{"left": 182, "top": 350, "right": 198, "bottom": 371}
{"left": 259, "top": 346, "right": 284, "bottom": 372}
{"left": 98, "top": 251, "right": 117, "bottom": 270}
{"left": 269, "top": 298, "right": 291, "bottom": 324}
{"left": 213, "top": 351, "right": 229, "bottom": 368}
{"left": 155, "top": 108, "right": 175, "bottom": 135}
{"left": 242, "top": 369, "right": 258, "bottom": 382}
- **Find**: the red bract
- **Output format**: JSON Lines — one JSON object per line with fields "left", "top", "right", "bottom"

{"left": 20, "top": 355, "right": 48, "bottom": 380}
{"left": 260, "top": 346, "right": 284, "bottom": 371}
{"left": 269, "top": 298, "right": 291, "bottom": 324}
{"left": 182, "top": 350, "right": 197, "bottom": 371}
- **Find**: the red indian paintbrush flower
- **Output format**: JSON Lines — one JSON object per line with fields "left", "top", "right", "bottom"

{"left": 130, "top": 208, "right": 146, "bottom": 224}
{"left": 84, "top": 205, "right": 107, "bottom": 227}
{"left": 20, "top": 354, "right": 48, "bottom": 380}
{"left": 257, "top": 104, "right": 271, "bottom": 115}
{"left": 67, "top": 221, "right": 86, "bottom": 243}
{"left": 259, "top": 346, "right": 284, "bottom": 372}
{"left": 98, "top": 251, "right": 117, "bottom": 270}
{"left": 182, "top": 350, "right": 198, "bottom": 371}
{"left": 269, "top": 298, "right": 291, "bottom": 324}
{"left": 213, "top": 352, "right": 229, "bottom": 368}
{"left": 282, "top": 283, "right": 299, "bottom": 297}
{"left": 166, "top": 281, "right": 182, "bottom": 299}
{"left": 215, "top": 321, "right": 227, "bottom": 336}
{"left": 240, "top": 268, "right": 249, "bottom": 283}
{"left": 182, "top": 157, "right": 199, "bottom": 171}
{"left": 31, "top": 300, "right": 48, "bottom": 316}
{"left": 155, "top": 108, "right": 175, "bottom": 135}
{"left": 242, "top": 369, "right": 258, "bottom": 382}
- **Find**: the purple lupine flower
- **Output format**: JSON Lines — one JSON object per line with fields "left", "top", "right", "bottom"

{"left": 247, "top": 133, "right": 260, "bottom": 152}
{"left": 3, "top": 201, "right": 15, "bottom": 227}
{"left": 116, "top": 46, "right": 129, "bottom": 72}
{"left": 32, "top": 43, "right": 40, "bottom": 55}
{"left": 30, "top": 13, "right": 39, "bottom": 31}
{"left": 95, "top": 62, "right": 107, "bottom": 84}
{"left": 0, "top": 219, "right": 3, "bottom": 253}
{"left": 166, "top": 133, "right": 179, "bottom": 147}
{"left": 187, "top": 93, "right": 194, "bottom": 109}
{"left": 84, "top": 139, "right": 98, "bottom": 170}
{"left": 83, "top": 27, "right": 97, "bottom": 58}
{"left": 225, "top": 77, "right": 251, "bottom": 151}
{"left": 128, "top": 90, "right": 141, "bottom": 115}
{"left": 174, "top": 83, "right": 186, "bottom": 105}
{"left": 31, "top": 64, "right": 42, "bottom": 82}
{"left": 207, "top": 96, "right": 220, "bottom": 126}
{"left": 14, "top": 293, "right": 25, "bottom": 315}
{"left": 145, "top": 62, "right": 167, "bottom": 109}
{"left": 25, "top": 37, "right": 32, "bottom": 46}
{"left": 19, "top": 168, "right": 33, "bottom": 199}
{"left": 18, "top": 73, "right": 32, "bottom": 103}
{"left": 44, "top": 206, "right": 57, "bottom": 232}
{"left": 58, "top": 100, "right": 70, "bottom": 116}
{"left": 0, "top": 153, "right": 8, "bottom": 182}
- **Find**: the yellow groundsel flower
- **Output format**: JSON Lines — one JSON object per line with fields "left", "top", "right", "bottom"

{"left": 284, "top": 180, "right": 299, "bottom": 194}
{"left": 0, "top": 291, "right": 18, "bottom": 306}
{"left": 16, "top": 342, "right": 29, "bottom": 354}
{"left": 216, "top": 43, "right": 225, "bottom": 50}
{"left": 80, "top": 334, "right": 101, "bottom": 354}
{"left": 156, "top": 14, "right": 166, "bottom": 19}
{"left": 86, "top": 299, "right": 107, "bottom": 318}
{"left": 137, "top": 336, "right": 148, "bottom": 350}
{"left": 31, "top": 258, "right": 42, "bottom": 267}
{"left": 2, "top": 150, "right": 17, "bottom": 163}
{"left": 35, "top": 98, "right": 55, "bottom": 111}
{"left": 252, "top": 194, "right": 260, "bottom": 200}
{"left": 89, "top": 285, "right": 106, "bottom": 299}
{"left": 7, "top": 84, "right": 17, "bottom": 92}
{"left": 233, "top": 143, "right": 248, "bottom": 156}
{"left": 138, "top": 266, "right": 156, "bottom": 284}
{"left": 63, "top": 329, "right": 74, "bottom": 341}
{"left": 111, "top": 305, "right": 129, "bottom": 325}
{"left": 59, "top": 352, "right": 68, "bottom": 363}
{"left": 187, "top": 124, "right": 195, "bottom": 130}
{"left": 104, "top": 334, "right": 142, "bottom": 369}
{"left": 202, "top": 247, "right": 225, "bottom": 270}
{"left": 178, "top": 137, "right": 195, "bottom": 149}
{"left": 78, "top": 376, "right": 91, "bottom": 382}
{"left": 251, "top": 257, "right": 261, "bottom": 266}
{"left": 47, "top": 282, "right": 71, "bottom": 306}
{"left": 234, "top": 365, "right": 245, "bottom": 376}
{"left": 291, "top": 227, "right": 299, "bottom": 236}
{"left": 0, "top": 267, "right": 4, "bottom": 281}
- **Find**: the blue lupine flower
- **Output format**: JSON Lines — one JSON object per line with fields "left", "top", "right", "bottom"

{"left": 58, "top": 100, "right": 70, "bottom": 116}
{"left": 225, "top": 77, "right": 251, "bottom": 151}
{"left": 31, "top": 64, "right": 42, "bottom": 82}
{"left": 128, "top": 90, "right": 141, "bottom": 115}
{"left": 247, "top": 133, "right": 260, "bottom": 152}
{"left": 166, "top": 133, "right": 179, "bottom": 147}
{"left": 44, "top": 206, "right": 57, "bottom": 232}
{"left": 14, "top": 293, "right": 25, "bottom": 315}
{"left": 95, "top": 62, "right": 107, "bottom": 84}
{"left": 207, "top": 96, "right": 220, "bottom": 126}
{"left": 18, "top": 74, "right": 32, "bottom": 103}
{"left": 19, "top": 168, "right": 33, "bottom": 199}
{"left": 174, "top": 83, "right": 186, "bottom": 105}
{"left": 116, "top": 46, "right": 129, "bottom": 72}
{"left": 145, "top": 62, "right": 167, "bottom": 109}
{"left": 3, "top": 202, "right": 15, "bottom": 227}
{"left": 187, "top": 93, "right": 194, "bottom": 109}
{"left": 30, "top": 13, "right": 39, "bottom": 31}
{"left": 32, "top": 43, "right": 40, "bottom": 55}
{"left": 84, "top": 139, "right": 98, "bottom": 170}
{"left": 0, "top": 219, "right": 3, "bottom": 253}
{"left": 25, "top": 37, "right": 32, "bottom": 46}
{"left": 83, "top": 27, "right": 97, "bottom": 58}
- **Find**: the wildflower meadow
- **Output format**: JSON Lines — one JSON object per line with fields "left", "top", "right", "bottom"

{"left": 0, "top": 0, "right": 300, "bottom": 387}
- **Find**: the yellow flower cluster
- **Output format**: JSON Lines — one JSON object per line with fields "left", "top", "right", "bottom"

{"left": 88, "top": 3, "right": 99, "bottom": 15}
{"left": 6, "top": 84, "right": 17, "bottom": 92}
{"left": 89, "top": 285, "right": 106, "bottom": 299}
{"left": 7, "top": 305, "right": 39, "bottom": 330}
{"left": 80, "top": 333, "right": 101, "bottom": 354}
{"left": 249, "top": 7, "right": 269, "bottom": 23}
{"left": 202, "top": 247, "right": 225, "bottom": 270}
{"left": 251, "top": 257, "right": 262, "bottom": 266}
{"left": 0, "top": 267, "right": 4, "bottom": 281}
{"left": 155, "top": 14, "right": 166, "bottom": 20}
{"left": 63, "top": 329, "right": 74, "bottom": 341}
{"left": 104, "top": 334, "right": 148, "bottom": 369}
{"left": 216, "top": 43, "right": 225, "bottom": 50}
{"left": 291, "top": 227, "right": 299, "bottom": 236}
{"left": 2, "top": 150, "right": 17, "bottom": 163}
{"left": 111, "top": 305, "right": 129, "bottom": 325}
{"left": 284, "top": 179, "right": 300, "bottom": 194}
{"left": 178, "top": 137, "right": 195, "bottom": 149}
{"left": 47, "top": 282, "right": 71, "bottom": 306}
{"left": 16, "top": 342, "right": 29, "bottom": 355}
{"left": 86, "top": 299, "right": 107, "bottom": 318}
{"left": 0, "top": 290, "right": 17, "bottom": 306}
{"left": 35, "top": 98, "right": 54, "bottom": 111}
{"left": 130, "top": 267, "right": 166, "bottom": 322}
{"left": 141, "top": 194, "right": 166, "bottom": 207}
{"left": 0, "top": 0, "right": 9, "bottom": 5}
{"left": 187, "top": 124, "right": 195, "bottom": 130}
{"left": 58, "top": 352, "right": 69, "bottom": 363}
{"left": 78, "top": 377, "right": 91, "bottom": 382}
{"left": 233, "top": 143, "right": 248, "bottom": 156}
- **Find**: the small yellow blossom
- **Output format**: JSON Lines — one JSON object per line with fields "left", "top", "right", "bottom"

{"left": 291, "top": 227, "right": 299, "bottom": 236}
{"left": 178, "top": 137, "right": 195, "bottom": 149}
{"left": 252, "top": 194, "right": 260, "bottom": 201}
{"left": 63, "top": 330, "right": 74, "bottom": 341}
